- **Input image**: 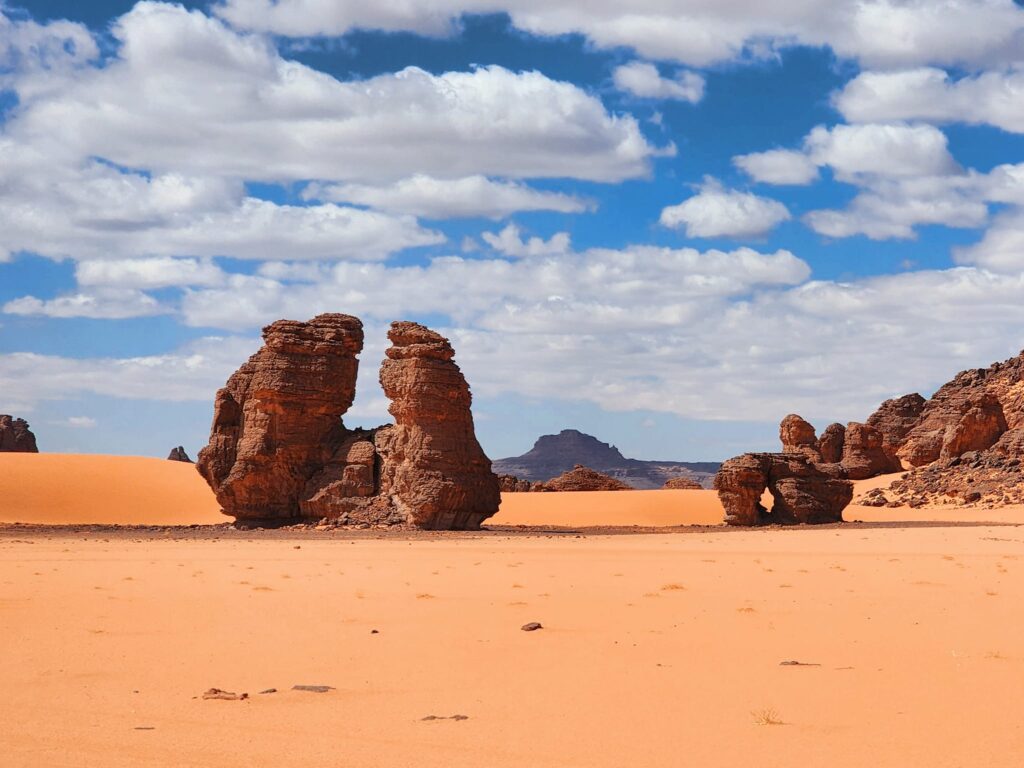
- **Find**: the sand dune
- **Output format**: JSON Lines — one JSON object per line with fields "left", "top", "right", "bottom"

{"left": 0, "top": 453, "right": 223, "bottom": 525}
{"left": 4, "top": 455, "right": 1022, "bottom": 528}
{"left": 3, "top": 525, "right": 1024, "bottom": 767}
{"left": 492, "top": 488, "right": 724, "bottom": 527}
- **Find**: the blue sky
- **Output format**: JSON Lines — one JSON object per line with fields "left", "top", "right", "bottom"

{"left": 2, "top": 1, "right": 1024, "bottom": 461}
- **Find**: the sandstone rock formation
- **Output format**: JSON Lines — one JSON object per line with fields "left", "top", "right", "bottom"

{"left": 0, "top": 415, "right": 38, "bottom": 452}
{"left": 196, "top": 314, "right": 365, "bottom": 523}
{"left": 662, "top": 476, "right": 703, "bottom": 490}
{"left": 899, "top": 391, "right": 1007, "bottom": 467}
{"left": 535, "top": 465, "right": 633, "bottom": 492}
{"left": 197, "top": 315, "right": 499, "bottom": 529}
{"left": 372, "top": 322, "right": 500, "bottom": 530}
{"left": 167, "top": 446, "right": 192, "bottom": 463}
{"left": 865, "top": 393, "right": 926, "bottom": 469}
{"left": 779, "top": 414, "right": 821, "bottom": 460}
{"left": 497, "top": 474, "right": 535, "bottom": 492}
{"left": 714, "top": 453, "right": 852, "bottom": 526}
{"left": 817, "top": 423, "right": 846, "bottom": 464}
{"left": 839, "top": 422, "right": 891, "bottom": 480}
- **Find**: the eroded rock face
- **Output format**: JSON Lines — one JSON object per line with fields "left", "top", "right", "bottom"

{"left": 196, "top": 315, "right": 498, "bottom": 529}
{"left": 779, "top": 414, "right": 821, "bottom": 460}
{"left": 840, "top": 422, "right": 891, "bottom": 480}
{"left": 865, "top": 393, "right": 925, "bottom": 469}
{"left": 818, "top": 423, "right": 846, "bottom": 464}
{"left": 714, "top": 452, "right": 852, "bottom": 526}
{"left": 535, "top": 464, "right": 633, "bottom": 492}
{"left": 0, "top": 415, "right": 38, "bottom": 452}
{"left": 899, "top": 392, "right": 1007, "bottom": 467}
{"left": 497, "top": 474, "right": 535, "bottom": 492}
{"left": 167, "top": 446, "right": 192, "bottom": 462}
{"left": 662, "top": 476, "right": 703, "bottom": 490}
{"left": 374, "top": 322, "right": 500, "bottom": 529}
{"left": 196, "top": 314, "right": 365, "bottom": 523}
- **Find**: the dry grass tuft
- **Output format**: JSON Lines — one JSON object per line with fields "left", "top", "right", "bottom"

{"left": 752, "top": 708, "right": 785, "bottom": 726}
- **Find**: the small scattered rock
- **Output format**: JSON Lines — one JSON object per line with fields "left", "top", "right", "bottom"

{"left": 258, "top": 688, "right": 277, "bottom": 695}
{"left": 370, "top": 629, "right": 379, "bottom": 634}
{"left": 421, "top": 714, "right": 469, "bottom": 722}
{"left": 292, "top": 685, "right": 334, "bottom": 693}
{"left": 521, "top": 622, "right": 543, "bottom": 632}
{"left": 779, "top": 660, "right": 821, "bottom": 667}
{"left": 202, "top": 688, "right": 248, "bottom": 701}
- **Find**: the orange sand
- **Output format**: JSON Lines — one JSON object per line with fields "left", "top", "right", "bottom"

{"left": 0, "top": 453, "right": 223, "bottom": 525}
{"left": 4, "top": 455, "right": 1022, "bottom": 528}
{"left": 3, "top": 527, "right": 1024, "bottom": 767}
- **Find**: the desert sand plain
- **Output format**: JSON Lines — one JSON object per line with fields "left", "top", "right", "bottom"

{"left": 2, "top": 453, "right": 1024, "bottom": 767}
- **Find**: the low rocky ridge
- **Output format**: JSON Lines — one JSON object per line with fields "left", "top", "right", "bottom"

{"left": 535, "top": 465, "right": 633, "bottom": 492}
{"left": 493, "top": 429, "right": 718, "bottom": 489}
{"left": 0, "top": 415, "right": 38, "bottom": 453}
{"left": 727, "top": 347, "right": 1024, "bottom": 517}
{"left": 498, "top": 465, "right": 633, "bottom": 492}
{"left": 662, "top": 476, "right": 703, "bottom": 490}
{"left": 196, "top": 315, "right": 499, "bottom": 530}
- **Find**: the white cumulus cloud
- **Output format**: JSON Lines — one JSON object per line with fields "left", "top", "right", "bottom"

{"left": 214, "top": 0, "right": 1024, "bottom": 69}
{"left": 481, "top": 224, "right": 572, "bottom": 258}
{"left": 612, "top": 61, "right": 704, "bottom": 102}
{"left": 305, "top": 175, "right": 590, "bottom": 219}
{"left": 733, "top": 149, "right": 820, "bottom": 186}
{"left": 660, "top": 179, "right": 791, "bottom": 239}
{"left": 835, "top": 67, "right": 1024, "bottom": 134}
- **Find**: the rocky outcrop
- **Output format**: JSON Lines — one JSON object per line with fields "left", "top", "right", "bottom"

{"left": 779, "top": 414, "right": 821, "bottom": 460}
{"left": 498, "top": 474, "right": 536, "bottom": 492}
{"left": 196, "top": 314, "right": 365, "bottom": 523}
{"left": 818, "top": 423, "right": 846, "bottom": 464}
{"left": 865, "top": 393, "right": 925, "bottom": 469}
{"left": 167, "top": 446, "right": 193, "bottom": 463}
{"left": 839, "top": 422, "right": 891, "bottom": 480}
{"left": 898, "top": 391, "right": 1007, "bottom": 468}
{"left": 0, "top": 415, "right": 38, "bottom": 452}
{"left": 493, "top": 429, "right": 718, "bottom": 489}
{"left": 196, "top": 315, "right": 498, "bottom": 529}
{"left": 535, "top": 465, "right": 633, "bottom": 492}
{"left": 372, "top": 322, "right": 500, "bottom": 530}
{"left": 662, "top": 476, "right": 703, "bottom": 490}
{"left": 714, "top": 453, "right": 852, "bottom": 526}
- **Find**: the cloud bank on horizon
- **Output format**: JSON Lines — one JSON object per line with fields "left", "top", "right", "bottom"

{"left": 1, "top": 0, "right": 1023, "bottom": 459}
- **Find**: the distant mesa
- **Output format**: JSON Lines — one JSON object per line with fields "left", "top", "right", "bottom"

{"left": 195, "top": 315, "right": 498, "bottom": 530}
{"left": 719, "top": 346, "right": 1024, "bottom": 520}
{"left": 492, "top": 429, "right": 718, "bottom": 489}
{"left": 0, "top": 415, "right": 38, "bottom": 453}
{"left": 167, "top": 446, "right": 193, "bottom": 463}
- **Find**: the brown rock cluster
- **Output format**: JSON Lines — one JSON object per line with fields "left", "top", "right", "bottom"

{"left": 762, "top": 349, "right": 1024, "bottom": 511}
{"left": 714, "top": 453, "right": 852, "bottom": 526}
{"left": 535, "top": 464, "right": 633, "bottom": 492}
{"left": 497, "top": 465, "right": 634, "bottom": 492}
{"left": 196, "top": 315, "right": 499, "bottom": 529}
{"left": 0, "top": 415, "right": 38, "bottom": 452}
{"left": 497, "top": 474, "right": 535, "bottom": 492}
{"left": 662, "top": 476, "right": 703, "bottom": 490}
